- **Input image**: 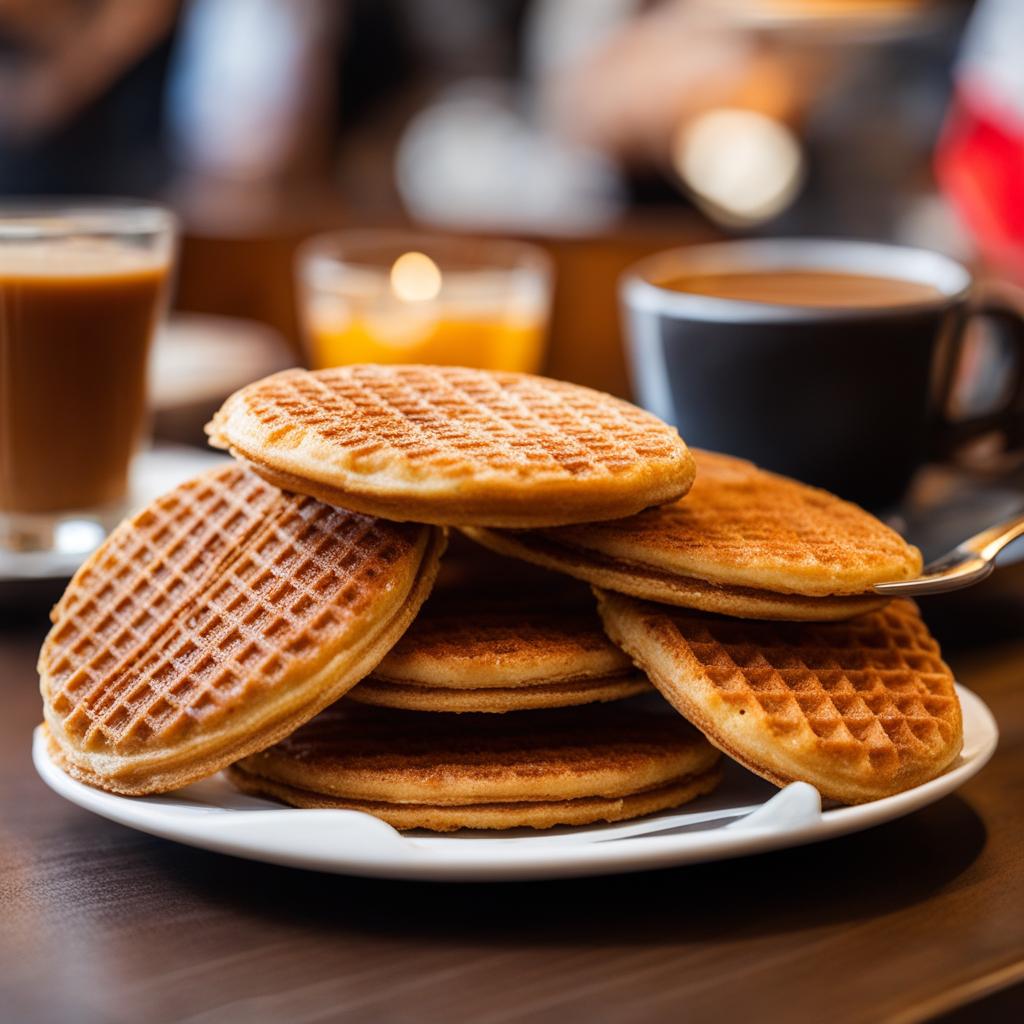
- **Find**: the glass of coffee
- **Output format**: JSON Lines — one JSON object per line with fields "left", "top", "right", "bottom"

{"left": 621, "top": 239, "right": 1024, "bottom": 508}
{"left": 0, "top": 201, "right": 176, "bottom": 564}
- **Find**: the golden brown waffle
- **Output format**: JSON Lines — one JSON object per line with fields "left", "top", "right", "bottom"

{"left": 597, "top": 592, "right": 963, "bottom": 803}
{"left": 206, "top": 365, "right": 695, "bottom": 527}
{"left": 40, "top": 465, "right": 444, "bottom": 794}
{"left": 349, "top": 580, "right": 649, "bottom": 712}
{"left": 228, "top": 699, "right": 722, "bottom": 831}
{"left": 347, "top": 675, "right": 650, "bottom": 714}
{"left": 228, "top": 767, "right": 718, "bottom": 831}
{"left": 465, "top": 449, "right": 922, "bottom": 621}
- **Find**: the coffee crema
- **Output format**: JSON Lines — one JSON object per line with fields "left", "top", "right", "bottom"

{"left": 0, "top": 245, "right": 169, "bottom": 514}
{"left": 656, "top": 269, "right": 944, "bottom": 309}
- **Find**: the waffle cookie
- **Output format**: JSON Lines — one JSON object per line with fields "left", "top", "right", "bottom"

{"left": 348, "top": 578, "right": 650, "bottom": 713}
{"left": 39, "top": 465, "right": 444, "bottom": 795}
{"left": 466, "top": 450, "right": 922, "bottom": 621}
{"left": 206, "top": 365, "right": 695, "bottom": 527}
{"left": 228, "top": 699, "right": 722, "bottom": 831}
{"left": 597, "top": 592, "right": 962, "bottom": 803}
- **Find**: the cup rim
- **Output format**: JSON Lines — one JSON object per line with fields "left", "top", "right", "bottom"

{"left": 0, "top": 198, "right": 176, "bottom": 239}
{"left": 621, "top": 238, "right": 972, "bottom": 323}
{"left": 296, "top": 229, "right": 553, "bottom": 280}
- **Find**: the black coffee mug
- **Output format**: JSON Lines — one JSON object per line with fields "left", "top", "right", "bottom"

{"left": 621, "top": 239, "right": 1024, "bottom": 509}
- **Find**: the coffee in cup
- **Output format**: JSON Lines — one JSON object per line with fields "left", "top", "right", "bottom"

{"left": 621, "top": 239, "right": 1024, "bottom": 508}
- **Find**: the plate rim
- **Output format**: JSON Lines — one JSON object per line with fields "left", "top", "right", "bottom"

{"left": 32, "top": 682, "right": 998, "bottom": 882}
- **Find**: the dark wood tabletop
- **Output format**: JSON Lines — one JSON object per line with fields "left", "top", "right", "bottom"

{"left": 2, "top": 581, "right": 1022, "bottom": 1024}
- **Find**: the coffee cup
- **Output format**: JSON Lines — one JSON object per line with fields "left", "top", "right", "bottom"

{"left": 621, "top": 238, "right": 1024, "bottom": 508}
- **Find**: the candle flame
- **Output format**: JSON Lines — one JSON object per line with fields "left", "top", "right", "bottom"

{"left": 390, "top": 251, "right": 442, "bottom": 302}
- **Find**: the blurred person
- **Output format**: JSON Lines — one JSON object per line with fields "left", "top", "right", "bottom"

{"left": 0, "top": 0, "right": 179, "bottom": 194}
{"left": 0, "top": 0, "right": 972, "bottom": 240}
{"left": 536, "top": 0, "right": 970, "bottom": 235}
{"left": 166, "top": 0, "right": 518, "bottom": 222}
{"left": 538, "top": 0, "right": 813, "bottom": 164}
{"left": 167, "top": 0, "right": 339, "bottom": 188}
{"left": 0, "top": 0, "right": 447, "bottom": 207}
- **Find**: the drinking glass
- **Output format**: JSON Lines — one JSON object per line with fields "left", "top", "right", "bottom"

{"left": 0, "top": 201, "right": 176, "bottom": 566}
{"left": 297, "top": 231, "right": 552, "bottom": 373}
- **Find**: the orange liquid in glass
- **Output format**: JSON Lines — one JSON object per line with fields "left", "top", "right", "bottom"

{"left": 306, "top": 314, "right": 545, "bottom": 373}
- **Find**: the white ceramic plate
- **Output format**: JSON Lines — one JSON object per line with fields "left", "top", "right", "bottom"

{"left": 33, "top": 684, "right": 997, "bottom": 882}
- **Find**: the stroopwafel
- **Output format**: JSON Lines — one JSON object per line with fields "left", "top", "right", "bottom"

{"left": 596, "top": 591, "right": 962, "bottom": 803}
{"left": 466, "top": 450, "right": 921, "bottom": 620}
{"left": 40, "top": 465, "right": 444, "bottom": 794}
{"left": 349, "top": 577, "right": 650, "bottom": 713}
{"left": 206, "top": 365, "right": 695, "bottom": 527}
{"left": 228, "top": 699, "right": 722, "bottom": 831}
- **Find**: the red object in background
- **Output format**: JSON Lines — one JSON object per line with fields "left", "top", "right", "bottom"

{"left": 936, "top": 0, "right": 1024, "bottom": 282}
{"left": 938, "top": 88, "right": 1024, "bottom": 281}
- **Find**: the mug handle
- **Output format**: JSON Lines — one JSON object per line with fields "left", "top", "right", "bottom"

{"left": 932, "top": 291, "right": 1024, "bottom": 458}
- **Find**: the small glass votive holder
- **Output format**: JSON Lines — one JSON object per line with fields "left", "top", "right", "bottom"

{"left": 296, "top": 231, "right": 552, "bottom": 373}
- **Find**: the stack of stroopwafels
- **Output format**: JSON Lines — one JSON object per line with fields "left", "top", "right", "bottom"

{"left": 39, "top": 364, "right": 963, "bottom": 831}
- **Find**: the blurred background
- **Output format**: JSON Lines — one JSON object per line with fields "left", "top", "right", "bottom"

{"left": 4, "top": 0, "right": 1024, "bottom": 596}
{"left": 6, "top": 0, "right": 1018, "bottom": 390}
{"left": 1, "top": 0, "right": 1024, "bottom": 623}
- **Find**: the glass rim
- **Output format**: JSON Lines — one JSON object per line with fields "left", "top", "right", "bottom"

{"left": 0, "top": 198, "right": 176, "bottom": 239}
{"left": 297, "top": 229, "right": 552, "bottom": 279}
{"left": 621, "top": 237, "right": 971, "bottom": 324}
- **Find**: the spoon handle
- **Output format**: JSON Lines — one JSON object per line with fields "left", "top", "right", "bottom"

{"left": 873, "top": 511, "right": 1024, "bottom": 596}
{"left": 959, "top": 512, "right": 1024, "bottom": 561}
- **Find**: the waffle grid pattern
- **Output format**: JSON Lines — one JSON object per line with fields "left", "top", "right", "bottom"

{"left": 236, "top": 365, "right": 685, "bottom": 482}
{"left": 549, "top": 450, "right": 920, "bottom": 589}
{"left": 43, "top": 466, "right": 421, "bottom": 754}
{"left": 49, "top": 468, "right": 274, "bottom": 626}
{"left": 664, "top": 602, "right": 958, "bottom": 770}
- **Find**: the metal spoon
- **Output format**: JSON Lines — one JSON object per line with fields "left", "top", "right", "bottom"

{"left": 873, "top": 511, "right": 1024, "bottom": 596}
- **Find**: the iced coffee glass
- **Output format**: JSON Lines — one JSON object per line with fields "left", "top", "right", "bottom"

{"left": 0, "top": 201, "right": 176, "bottom": 566}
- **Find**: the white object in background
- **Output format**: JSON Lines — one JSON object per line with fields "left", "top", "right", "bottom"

{"left": 34, "top": 684, "right": 997, "bottom": 882}
{"left": 956, "top": 0, "right": 1024, "bottom": 124}
{"left": 167, "top": 0, "right": 335, "bottom": 179}
{"left": 395, "top": 81, "right": 626, "bottom": 236}
{"left": 672, "top": 108, "right": 804, "bottom": 226}
{"left": 151, "top": 313, "right": 292, "bottom": 411}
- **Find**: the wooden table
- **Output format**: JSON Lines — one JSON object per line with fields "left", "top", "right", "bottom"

{"left": 2, "top": 586, "right": 1021, "bottom": 1024}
